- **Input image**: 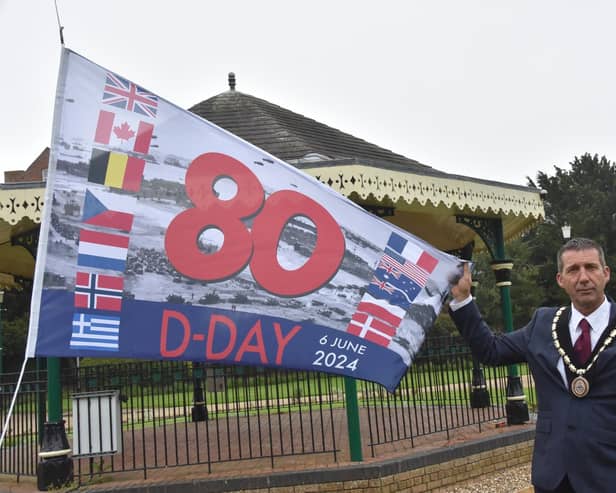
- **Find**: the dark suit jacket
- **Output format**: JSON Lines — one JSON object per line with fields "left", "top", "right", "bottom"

{"left": 450, "top": 301, "right": 616, "bottom": 493}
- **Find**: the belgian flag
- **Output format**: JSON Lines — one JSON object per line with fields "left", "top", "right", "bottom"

{"left": 87, "top": 148, "right": 145, "bottom": 192}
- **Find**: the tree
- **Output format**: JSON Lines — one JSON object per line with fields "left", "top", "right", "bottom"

{"left": 429, "top": 237, "right": 543, "bottom": 337}
{"left": 527, "top": 153, "right": 616, "bottom": 304}
{"left": 473, "top": 237, "right": 543, "bottom": 331}
{"left": 2, "top": 315, "right": 28, "bottom": 372}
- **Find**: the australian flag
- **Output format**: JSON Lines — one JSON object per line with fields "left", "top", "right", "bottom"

{"left": 367, "top": 232, "right": 439, "bottom": 311}
{"left": 102, "top": 72, "right": 158, "bottom": 118}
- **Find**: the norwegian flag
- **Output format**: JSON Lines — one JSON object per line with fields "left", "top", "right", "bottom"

{"left": 102, "top": 72, "right": 158, "bottom": 117}
{"left": 347, "top": 300, "right": 403, "bottom": 347}
{"left": 74, "top": 271, "right": 123, "bottom": 311}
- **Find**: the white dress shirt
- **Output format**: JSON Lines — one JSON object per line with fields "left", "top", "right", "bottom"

{"left": 556, "top": 297, "right": 610, "bottom": 385}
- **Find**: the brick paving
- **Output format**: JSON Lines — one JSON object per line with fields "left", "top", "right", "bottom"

{"left": 0, "top": 410, "right": 535, "bottom": 492}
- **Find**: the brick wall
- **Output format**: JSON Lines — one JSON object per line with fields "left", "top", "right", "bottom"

{"left": 4, "top": 148, "right": 48, "bottom": 183}
{"left": 266, "top": 440, "right": 533, "bottom": 493}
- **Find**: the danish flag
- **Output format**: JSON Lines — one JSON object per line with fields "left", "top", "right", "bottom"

{"left": 346, "top": 301, "right": 403, "bottom": 347}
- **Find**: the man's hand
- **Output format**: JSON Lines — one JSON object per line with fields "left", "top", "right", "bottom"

{"left": 451, "top": 262, "right": 473, "bottom": 302}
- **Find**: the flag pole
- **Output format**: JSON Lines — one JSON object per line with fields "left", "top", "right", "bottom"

{"left": 53, "top": 0, "right": 65, "bottom": 45}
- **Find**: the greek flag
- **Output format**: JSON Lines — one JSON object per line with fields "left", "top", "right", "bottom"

{"left": 70, "top": 313, "right": 120, "bottom": 352}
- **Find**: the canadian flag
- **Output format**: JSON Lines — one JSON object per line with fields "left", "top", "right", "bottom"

{"left": 94, "top": 109, "right": 154, "bottom": 154}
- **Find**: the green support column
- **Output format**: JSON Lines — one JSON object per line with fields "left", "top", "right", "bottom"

{"left": 344, "top": 376, "right": 363, "bottom": 461}
{"left": 456, "top": 215, "right": 529, "bottom": 425}
{"left": 37, "top": 357, "right": 73, "bottom": 490}
{"left": 36, "top": 358, "right": 46, "bottom": 446}
{"left": 0, "top": 290, "right": 4, "bottom": 377}
{"left": 448, "top": 243, "right": 490, "bottom": 409}
{"left": 47, "top": 358, "right": 62, "bottom": 421}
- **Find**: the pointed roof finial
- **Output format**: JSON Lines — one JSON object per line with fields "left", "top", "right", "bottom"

{"left": 228, "top": 72, "right": 236, "bottom": 91}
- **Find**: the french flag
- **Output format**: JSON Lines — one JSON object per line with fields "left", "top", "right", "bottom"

{"left": 77, "top": 229, "right": 129, "bottom": 272}
{"left": 386, "top": 232, "right": 439, "bottom": 274}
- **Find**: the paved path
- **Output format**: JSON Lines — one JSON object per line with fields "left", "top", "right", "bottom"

{"left": 449, "top": 463, "right": 532, "bottom": 492}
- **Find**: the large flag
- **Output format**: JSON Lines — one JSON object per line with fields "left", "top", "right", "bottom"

{"left": 27, "top": 48, "right": 462, "bottom": 391}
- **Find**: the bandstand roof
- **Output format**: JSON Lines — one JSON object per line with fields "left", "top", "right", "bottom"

{"left": 0, "top": 181, "right": 44, "bottom": 287}
{"left": 190, "top": 75, "right": 544, "bottom": 253}
{"left": 1, "top": 76, "right": 545, "bottom": 287}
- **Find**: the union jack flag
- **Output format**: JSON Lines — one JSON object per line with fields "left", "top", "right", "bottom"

{"left": 370, "top": 276, "right": 394, "bottom": 294}
{"left": 102, "top": 72, "right": 158, "bottom": 118}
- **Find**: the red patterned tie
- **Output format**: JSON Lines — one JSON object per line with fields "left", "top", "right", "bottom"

{"left": 573, "top": 319, "right": 592, "bottom": 366}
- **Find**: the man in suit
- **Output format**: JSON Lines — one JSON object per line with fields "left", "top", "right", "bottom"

{"left": 449, "top": 237, "right": 616, "bottom": 493}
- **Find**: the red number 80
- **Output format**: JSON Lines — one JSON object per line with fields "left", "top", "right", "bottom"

{"left": 164, "top": 153, "right": 345, "bottom": 297}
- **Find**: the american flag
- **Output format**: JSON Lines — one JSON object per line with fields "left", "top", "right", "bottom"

{"left": 380, "top": 252, "right": 430, "bottom": 286}
{"left": 102, "top": 72, "right": 158, "bottom": 117}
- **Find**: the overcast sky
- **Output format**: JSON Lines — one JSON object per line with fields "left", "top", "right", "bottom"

{"left": 1, "top": 0, "right": 615, "bottom": 187}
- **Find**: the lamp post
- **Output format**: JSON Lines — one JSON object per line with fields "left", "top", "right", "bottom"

{"left": 191, "top": 362, "right": 208, "bottom": 422}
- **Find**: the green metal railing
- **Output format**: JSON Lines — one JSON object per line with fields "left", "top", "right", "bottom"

{"left": 0, "top": 334, "right": 535, "bottom": 483}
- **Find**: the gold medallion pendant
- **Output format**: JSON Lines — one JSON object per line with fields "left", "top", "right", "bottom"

{"left": 551, "top": 306, "right": 616, "bottom": 399}
{"left": 571, "top": 376, "right": 590, "bottom": 398}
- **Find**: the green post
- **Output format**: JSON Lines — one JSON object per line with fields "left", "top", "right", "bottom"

{"left": 0, "top": 289, "right": 4, "bottom": 377}
{"left": 491, "top": 224, "right": 529, "bottom": 425}
{"left": 37, "top": 357, "right": 73, "bottom": 489}
{"left": 456, "top": 215, "right": 529, "bottom": 424}
{"left": 36, "top": 358, "right": 46, "bottom": 446}
{"left": 343, "top": 376, "right": 363, "bottom": 461}
{"left": 47, "top": 357, "right": 62, "bottom": 421}
{"left": 498, "top": 285, "right": 519, "bottom": 378}
{"left": 493, "top": 228, "right": 519, "bottom": 379}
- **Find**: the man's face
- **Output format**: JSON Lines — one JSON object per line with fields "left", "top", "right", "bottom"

{"left": 556, "top": 248, "right": 610, "bottom": 315}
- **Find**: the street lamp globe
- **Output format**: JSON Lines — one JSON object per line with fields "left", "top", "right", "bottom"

{"left": 561, "top": 223, "right": 571, "bottom": 240}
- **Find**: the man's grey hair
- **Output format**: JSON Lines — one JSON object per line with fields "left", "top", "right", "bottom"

{"left": 557, "top": 237, "right": 606, "bottom": 272}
